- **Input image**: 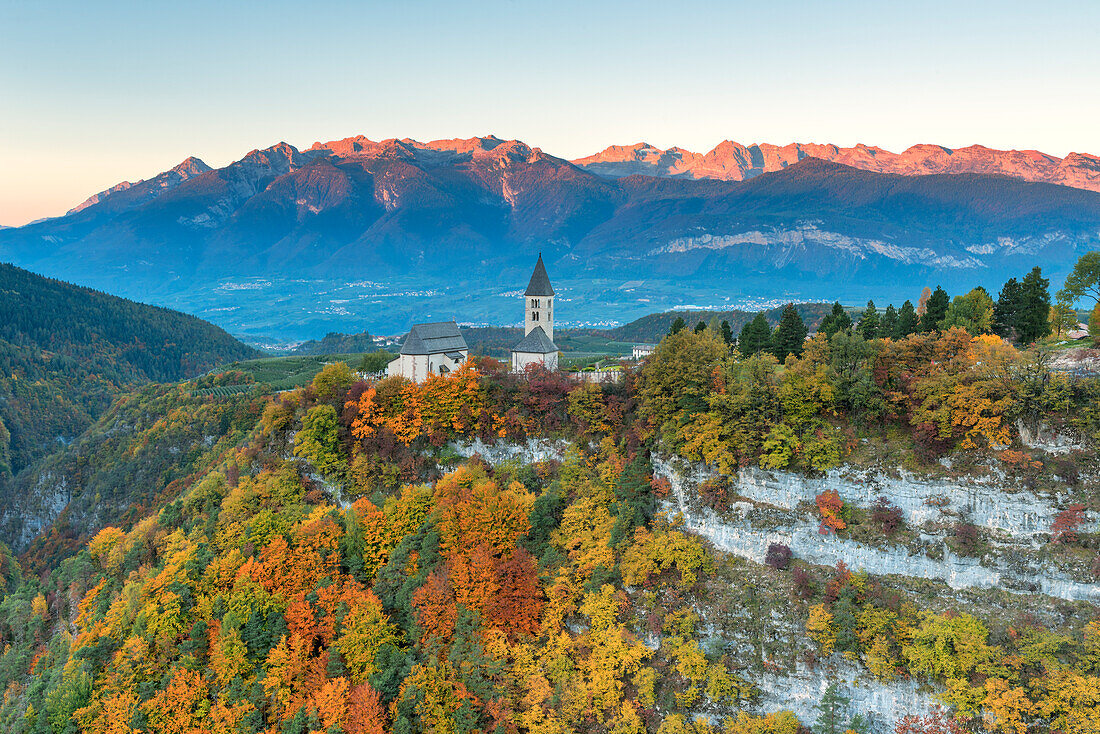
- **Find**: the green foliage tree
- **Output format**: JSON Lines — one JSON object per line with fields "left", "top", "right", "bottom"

{"left": 669, "top": 316, "right": 687, "bottom": 335}
{"left": 1091, "top": 302, "right": 1100, "bottom": 341}
{"left": 0, "top": 417, "right": 9, "bottom": 476}
{"left": 771, "top": 304, "right": 808, "bottom": 362}
{"left": 895, "top": 300, "right": 919, "bottom": 338}
{"left": 738, "top": 314, "right": 773, "bottom": 357}
{"left": 818, "top": 302, "right": 852, "bottom": 339}
{"left": 1057, "top": 251, "right": 1100, "bottom": 308}
{"left": 693, "top": 321, "right": 707, "bottom": 334}
{"left": 293, "top": 404, "right": 343, "bottom": 475}
{"left": 941, "top": 287, "right": 994, "bottom": 335}
{"left": 922, "top": 286, "right": 950, "bottom": 331}
{"left": 993, "top": 277, "right": 1023, "bottom": 340}
{"left": 857, "top": 301, "right": 879, "bottom": 340}
{"left": 1017, "top": 266, "right": 1052, "bottom": 343}
{"left": 878, "top": 304, "right": 898, "bottom": 339}
{"left": 359, "top": 351, "right": 394, "bottom": 374}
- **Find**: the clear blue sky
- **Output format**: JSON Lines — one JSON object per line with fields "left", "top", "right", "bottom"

{"left": 2, "top": 0, "right": 1098, "bottom": 226}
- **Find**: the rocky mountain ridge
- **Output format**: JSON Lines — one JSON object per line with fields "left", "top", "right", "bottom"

{"left": 573, "top": 140, "right": 1100, "bottom": 192}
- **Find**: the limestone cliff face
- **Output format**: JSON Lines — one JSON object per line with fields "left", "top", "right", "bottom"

{"left": 652, "top": 456, "right": 1099, "bottom": 603}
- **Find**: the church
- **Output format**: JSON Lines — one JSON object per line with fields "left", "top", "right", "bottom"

{"left": 510, "top": 254, "right": 560, "bottom": 372}
{"left": 386, "top": 255, "right": 560, "bottom": 381}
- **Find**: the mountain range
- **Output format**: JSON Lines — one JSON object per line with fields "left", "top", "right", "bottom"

{"left": 573, "top": 140, "right": 1100, "bottom": 191}
{"left": 2, "top": 134, "right": 1099, "bottom": 338}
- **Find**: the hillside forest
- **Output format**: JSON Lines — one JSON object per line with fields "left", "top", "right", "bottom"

{"left": 0, "top": 257, "right": 1097, "bottom": 734}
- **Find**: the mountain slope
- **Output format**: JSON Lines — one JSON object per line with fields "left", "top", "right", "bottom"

{"left": 3, "top": 136, "right": 1100, "bottom": 337}
{"left": 0, "top": 263, "right": 259, "bottom": 476}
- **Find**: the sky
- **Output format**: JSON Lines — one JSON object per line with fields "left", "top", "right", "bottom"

{"left": 2, "top": 0, "right": 1098, "bottom": 226}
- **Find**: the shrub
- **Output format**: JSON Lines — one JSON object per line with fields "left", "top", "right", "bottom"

{"left": 765, "top": 543, "right": 793, "bottom": 570}
{"left": 871, "top": 496, "right": 904, "bottom": 537}
{"left": 791, "top": 566, "right": 815, "bottom": 600}
{"left": 698, "top": 478, "right": 730, "bottom": 512}
{"left": 953, "top": 522, "right": 981, "bottom": 556}
{"left": 1047, "top": 455, "right": 1080, "bottom": 487}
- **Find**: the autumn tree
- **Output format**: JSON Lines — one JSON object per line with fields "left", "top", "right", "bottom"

{"left": 1051, "top": 504, "right": 1086, "bottom": 544}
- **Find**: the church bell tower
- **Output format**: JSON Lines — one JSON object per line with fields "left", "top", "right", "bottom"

{"left": 523, "top": 253, "right": 555, "bottom": 342}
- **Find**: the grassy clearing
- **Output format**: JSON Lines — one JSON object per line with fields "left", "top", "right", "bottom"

{"left": 221, "top": 352, "right": 383, "bottom": 391}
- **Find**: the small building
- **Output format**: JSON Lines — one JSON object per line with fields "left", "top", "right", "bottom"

{"left": 386, "top": 321, "right": 468, "bottom": 382}
{"left": 632, "top": 344, "right": 656, "bottom": 360}
{"left": 511, "top": 254, "right": 560, "bottom": 372}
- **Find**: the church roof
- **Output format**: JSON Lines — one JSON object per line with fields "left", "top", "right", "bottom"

{"left": 399, "top": 321, "right": 468, "bottom": 355}
{"left": 524, "top": 254, "right": 555, "bottom": 296}
{"left": 512, "top": 326, "right": 558, "bottom": 355}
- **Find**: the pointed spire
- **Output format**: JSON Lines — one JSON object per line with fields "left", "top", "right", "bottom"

{"left": 524, "top": 253, "right": 555, "bottom": 296}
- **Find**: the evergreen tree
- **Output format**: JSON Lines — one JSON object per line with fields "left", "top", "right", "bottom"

{"left": 771, "top": 304, "right": 808, "bottom": 362}
{"left": 993, "top": 277, "right": 1022, "bottom": 339}
{"left": 693, "top": 321, "right": 707, "bottom": 334}
{"left": 922, "top": 285, "right": 950, "bottom": 331}
{"left": 814, "top": 682, "right": 852, "bottom": 734}
{"left": 857, "top": 300, "right": 879, "bottom": 340}
{"left": 720, "top": 320, "right": 733, "bottom": 345}
{"left": 878, "top": 304, "right": 898, "bottom": 339}
{"left": 818, "top": 302, "right": 852, "bottom": 338}
{"left": 895, "top": 300, "right": 919, "bottom": 338}
{"left": 738, "top": 314, "right": 772, "bottom": 357}
{"left": 669, "top": 316, "right": 686, "bottom": 335}
{"left": 1017, "top": 266, "right": 1052, "bottom": 343}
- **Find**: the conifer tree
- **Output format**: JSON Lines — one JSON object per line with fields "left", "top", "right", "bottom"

{"left": 771, "top": 304, "right": 808, "bottom": 362}
{"left": 878, "top": 304, "right": 898, "bottom": 339}
{"left": 720, "top": 320, "right": 733, "bottom": 345}
{"left": 738, "top": 314, "right": 772, "bottom": 357}
{"left": 694, "top": 321, "right": 707, "bottom": 334}
{"left": 993, "top": 277, "right": 1022, "bottom": 339}
{"left": 857, "top": 300, "right": 879, "bottom": 340}
{"left": 895, "top": 300, "right": 919, "bottom": 338}
{"left": 818, "top": 302, "right": 852, "bottom": 338}
{"left": 1017, "top": 266, "right": 1052, "bottom": 343}
{"left": 922, "top": 286, "right": 950, "bottom": 331}
{"left": 814, "top": 682, "right": 853, "bottom": 734}
{"left": 669, "top": 316, "right": 686, "bottom": 335}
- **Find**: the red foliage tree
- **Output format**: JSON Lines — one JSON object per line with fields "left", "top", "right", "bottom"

{"left": 1051, "top": 503, "right": 1087, "bottom": 544}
